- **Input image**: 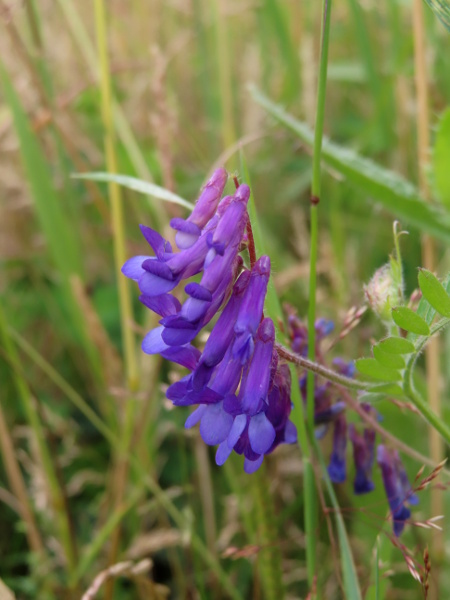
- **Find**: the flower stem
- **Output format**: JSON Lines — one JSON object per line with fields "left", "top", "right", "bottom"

{"left": 304, "top": 0, "right": 332, "bottom": 590}
{"left": 276, "top": 344, "right": 368, "bottom": 390}
{"left": 404, "top": 319, "right": 450, "bottom": 447}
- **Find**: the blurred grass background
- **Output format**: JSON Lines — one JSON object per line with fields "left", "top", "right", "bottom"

{"left": 0, "top": 0, "right": 449, "bottom": 598}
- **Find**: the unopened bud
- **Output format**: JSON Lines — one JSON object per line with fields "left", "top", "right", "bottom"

{"left": 364, "top": 263, "right": 402, "bottom": 322}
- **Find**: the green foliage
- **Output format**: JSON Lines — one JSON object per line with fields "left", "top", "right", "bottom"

{"left": 392, "top": 306, "right": 430, "bottom": 335}
{"left": 418, "top": 268, "right": 450, "bottom": 317}
{"left": 377, "top": 336, "right": 415, "bottom": 354}
{"left": 1, "top": 2, "right": 450, "bottom": 599}
{"left": 251, "top": 86, "right": 450, "bottom": 244}
{"left": 433, "top": 108, "right": 450, "bottom": 206}
{"left": 423, "top": 0, "right": 450, "bottom": 30}
{"left": 372, "top": 345, "right": 405, "bottom": 369}
{"left": 355, "top": 358, "right": 402, "bottom": 381}
{"left": 73, "top": 172, "right": 194, "bottom": 210}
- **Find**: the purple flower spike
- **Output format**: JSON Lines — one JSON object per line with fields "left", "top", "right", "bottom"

{"left": 349, "top": 425, "right": 375, "bottom": 495}
{"left": 328, "top": 413, "right": 347, "bottom": 483}
{"left": 377, "top": 445, "right": 413, "bottom": 536}
{"left": 233, "top": 256, "right": 271, "bottom": 364}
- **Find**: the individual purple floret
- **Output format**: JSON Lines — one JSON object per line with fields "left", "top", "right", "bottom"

{"left": 377, "top": 445, "right": 417, "bottom": 536}
{"left": 349, "top": 424, "right": 375, "bottom": 494}
{"left": 170, "top": 168, "right": 228, "bottom": 249}
{"left": 328, "top": 413, "right": 347, "bottom": 483}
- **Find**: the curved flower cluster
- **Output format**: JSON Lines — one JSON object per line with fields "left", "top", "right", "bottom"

{"left": 122, "top": 169, "right": 297, "bottom": 473}
{"left": 287, "top": 311, "right": 418, "bottom": 536}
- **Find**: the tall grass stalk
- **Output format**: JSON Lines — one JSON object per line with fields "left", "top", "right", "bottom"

{"left": 94, "top": 2, "right": 140, "bottom": 597}
{"left": 412, "top": 4, "right": 443, "bottom": 597}
{"left": 305, "top": 0, "right": 332, "bottom": 589}
{"left": 56, "top": 0, "right": 164, "bottom": 227}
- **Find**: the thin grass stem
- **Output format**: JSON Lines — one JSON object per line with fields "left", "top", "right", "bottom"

{"left": 412, "top": 1, "right": 444, "bottom": 594}
{"left": 305, "top": 0, "right": 333, "bottom": 590}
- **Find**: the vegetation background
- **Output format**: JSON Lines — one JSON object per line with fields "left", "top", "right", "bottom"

{"left": 0, "top": 0, "right": 449, "bottom": 598}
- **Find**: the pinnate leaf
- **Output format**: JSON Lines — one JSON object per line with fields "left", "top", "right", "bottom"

{"left": 355, "top": 358, "right": 402, "bottom": 382}
{"left": 418, "top": 269, "right": 450, "bottom": 318}
{"left": 391, "top": 307, "right": 430, "bottom": 336}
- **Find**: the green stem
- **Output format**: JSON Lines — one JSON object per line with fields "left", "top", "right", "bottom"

{"left": 305, "top": 0, "right": 332, "bottom": 589}
{"left": 94, "top": 0, "right": 138, "bottom": 394}
{"left": 253, "top": 465, "right": 285, "bottom": 600}
{"left": 277, "top": 344, "right": 369, "bottom": 391}
{"left": 404, "top": 319, "right": 450, "bottom": 446}
{"left": 94, "top": 5, "right": 140, "bottom": 597}
{"left": 307, "top": 0, "right": 333, "bottom": 430}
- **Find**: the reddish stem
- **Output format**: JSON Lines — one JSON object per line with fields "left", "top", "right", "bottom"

{"left": 246, "top": 218, "right": 257, "bottom": 269}
{"left": 232, "top": 174, "right": 257, "bottom": 269}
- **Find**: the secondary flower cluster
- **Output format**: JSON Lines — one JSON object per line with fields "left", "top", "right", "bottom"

{"left": 287, "top": 312, "right": 418, "bottom": 536}
{"left": 122, "top": 169, "right": 297, "bottom": 473}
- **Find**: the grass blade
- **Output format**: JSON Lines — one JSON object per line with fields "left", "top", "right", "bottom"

{"left": 73, "top": 173, "right": 194, "bottom": 210}
{"left": 250, "top": 86, "right": 450, "bottom": 244}
{"left": 0, "top": 64, "right": 82, "bottom": 277}
{"left": 315, "top": 442, "right": 362, "bottom": 600}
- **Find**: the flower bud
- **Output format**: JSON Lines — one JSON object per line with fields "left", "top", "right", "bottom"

{"left": 364, "top": 263, "right": 402, "bottom": 322}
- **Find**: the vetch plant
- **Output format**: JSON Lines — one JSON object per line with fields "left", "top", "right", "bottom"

{"left": 122, "top": 170, "right": 449, "bottom": 545}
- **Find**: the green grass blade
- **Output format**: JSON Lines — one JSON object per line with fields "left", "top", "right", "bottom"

{"left": 315, "top": 442, "right": 363, "bottom": 600}
{"left": 0, "top": 64, "right": 82, "bottom": 277}
{"left": 262, "top": 0, "right": 300, "bottom": 100}
{"left": 423, "top": 0, "right": 450, "bottom": 30}
{"left": 73, "top": 173, "right": 194, "bottom": 210}
{"left": 250, "top": 86, "right": 450, "bottom": 244}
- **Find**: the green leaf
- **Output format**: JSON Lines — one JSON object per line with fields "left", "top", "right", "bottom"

{"left": 418, "top": 269, "right": 450, "bottom": 318}
{"left": 378, "top": 336, "right": 415, "bottom": 354}
{"left": 355, "top": 358, "right": 402, "bottom": 382}
{"left": 412, "top": 274, "right": 450, "bottom": 344}
{"left": 369, "top": 383, "right": 405, "bottom": 397}
{"left": 433, "top": 108, "right": 450, "bottom": 206}
{"left": 373, "top": 346, "right": 405, "bottom": 370}
{"left": 392, "top": 306, "right": 430, "bottom": 335}
{"left": 72, "top": 172, "right": 194, "bottom": 210}
{"left": 250, "top": 86, "right": 450, "bottom": 244}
